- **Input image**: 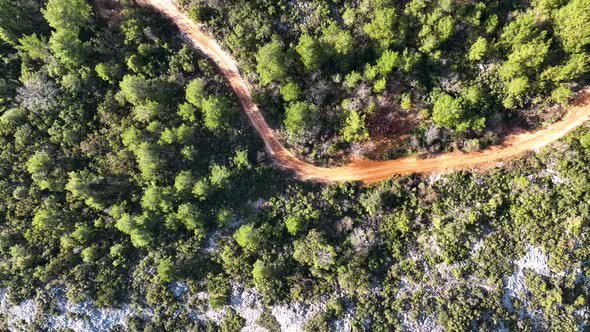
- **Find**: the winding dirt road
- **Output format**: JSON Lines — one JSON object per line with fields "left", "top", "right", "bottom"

{"left": 139, "top": 0, "right": 590, "bottom": 183}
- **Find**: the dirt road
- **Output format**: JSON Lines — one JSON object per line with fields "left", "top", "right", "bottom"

{"left": 139, "top": 0, "right": 590, "bottom": 184}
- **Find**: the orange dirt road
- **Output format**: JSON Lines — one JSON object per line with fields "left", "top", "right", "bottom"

{"left": 139, "top": 0, "right": 590, "bottom": 184}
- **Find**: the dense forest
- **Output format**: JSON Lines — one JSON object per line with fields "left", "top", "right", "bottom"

{"left": 0, "top": 0, "right": 589, "bottom": 331}
{"left": 182, "top": 0, "right": 590, "bottom": 163}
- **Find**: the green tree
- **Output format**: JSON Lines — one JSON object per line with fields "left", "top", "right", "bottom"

{"left": 400, "top": 93, "right": 412, "bottom": 109}
{"left": 220, "top": 308, "right": 245, "bottom": 332}
{"left": 134, "top": 142, "right": 164, "bottom": 181}
{"left": 207, "top": 273, "right": 230, "bottom": 308}
{"left": 18, "top": 34, "right": 50, "bottom": 60}
{"left": 115, "top": 214, "right": 152, "bottom": 248}
{"left": 341, "top": 111, "right": 368, "bottom": 143}
{"left": 49, "top": 29, "right": 85, "bottom": 66}
{"left": 234, "top": 224, "right": 261, "bottom": 252}
{"left": 26, "top": 151, "right": 66, "bottom": 191}
{"left": 0, "top": 0, "right": 43, "bottom": 44}
{"left": 65, "top": 170, "right": 103, "bottom": 209}
{"left": 118, "top": 75, "right": 151, "bottom": 105}
{"left": 321, "top": 21, "right": 353, "bottom": 55}
{"left": 551, "top": 84, "right": 571, "bottom": 104}
{"left": 0, "top": 108, "right": 24, "bottom": 135}
{"left": 176, "top": 203, "right": 204, "bottom": 236}
{"left": 284, "top": 101, "right": 318, "bottom": 134}
{"left": 255, "top": 40, "right": 286, "bottom": 85}
{"left": 497, "top": 12, "right": 551, "bottom": 94}
{"left": 159, "top": 127, "right": 176, "bottom": 145}
{"left": 373, "top": 78, "right": 386, "bottom": 92}
{"left": 133, "top": 100, "right": 162, "bottom": 123}
{"left": 121, "top": 126, "right": 143, "bottom": 149}
{"left": 81, "top": 246, "right": 99, "bottom": 263}
{"left": 157, "top": 257, "right": 176, "bottom": 283}
{"left": 285, "top": 215, "right": 302, "bottom": 235}
{"left": 555, "top": 0, "right": 590, "bottom": 53}
{"left": 216, "top": 208, "right": 234, "bottom": 227}
{"left": 280, "top": 81, "right": 301, "bottom": 102}
{"left": 468, "top": 37, "right": 487, "bottom": 61}
{"left": 174, "top": 170, "right": 195, "bottom": 194}
{"left": 189, "top": 3, "right": 217, "bottom": 22}
{"left": 541, "top": 53, "right": 589, "bottom": 83}
{"left": 363, "top": 7, "right": 400, "bottom": 50}
{"left": 72, "top": 223, "right": 92, "bottom": 243}
{"left": 252, "top": 259, "right": 271, "bottom": 282}
{"left": 504, "top": 76, "right": 529, "bottom": 108}
{"left": 431, "top": 92, "right": 464, "bottom": 129}
{"left": 303, "top": 313, "right": 331, "bottom": 332}
{"left": 178, "top": 102, "right": 198, "bottom": 122}
{"left": 186, "top": 77, "right": 207, "bottom": 107}
{"left": 256, "top": 310, "right": 281, "bottom": 332}
{"left": 43, "top": 0, "right": 91, "bottom": 31}
{"left": 579, "top": 131, "right": 590, "bottom": 148}
{"left": 109, "top": 244, "right": 127, "bottom": 267}
{"left": 379, "top": 211, "right": 411, "bottom": 257}
{"left": 232, "top": 149, "right": 249, "bottom": 170}
{"left": 295, "top": 34, "right": 322, "bottom": 71}
{"left": 95, "top": 62, "right": 122, "bottom": 84}
{"left": 293, "top": 229, "right": 336, "bottom": 273}
{"left": 192, "top": 178, "right": 210, "bottom": 200}
{"left": 344, "top": 71, "right": 362, "bottom": 89}
{"left": 337, "top": 262, "right": 370, "bottom": 296}
{"left": 140, "top": 185, "right": 164, "bottom": 211}
{"left": 364, "top": 49, "right": 400, "bottom": 82}
{"left": 376, "top": 49, "right": 401, "bottom": 77}
{"left": 201, "top": 95, "right": 234, "bottom": 130}
{"left": 210, "top": 164, "right": 231, "bottom": 187}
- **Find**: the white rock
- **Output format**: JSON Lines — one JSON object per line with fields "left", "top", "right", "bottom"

{"left": 503, "top": 246, "right": 550, "bottom": 310}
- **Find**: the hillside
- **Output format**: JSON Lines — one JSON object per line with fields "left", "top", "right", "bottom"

{"left": 0, "top": 0, "right": 589, "bottom": 331}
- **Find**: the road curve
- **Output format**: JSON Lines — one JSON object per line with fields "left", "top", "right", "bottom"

{"left": 138, "top": 0, "right": 590, "bottom": 184}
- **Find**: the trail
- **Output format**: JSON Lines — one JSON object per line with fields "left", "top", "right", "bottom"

{"left": 138, "top": 0, "right": 590, "bottom": 184}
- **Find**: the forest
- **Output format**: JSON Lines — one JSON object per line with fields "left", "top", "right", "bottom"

{"left": 0, "top": 0, "right": 589, "bottom": 331}
{"left": 183, "top": 0, "right": 590, "bottom": 163}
